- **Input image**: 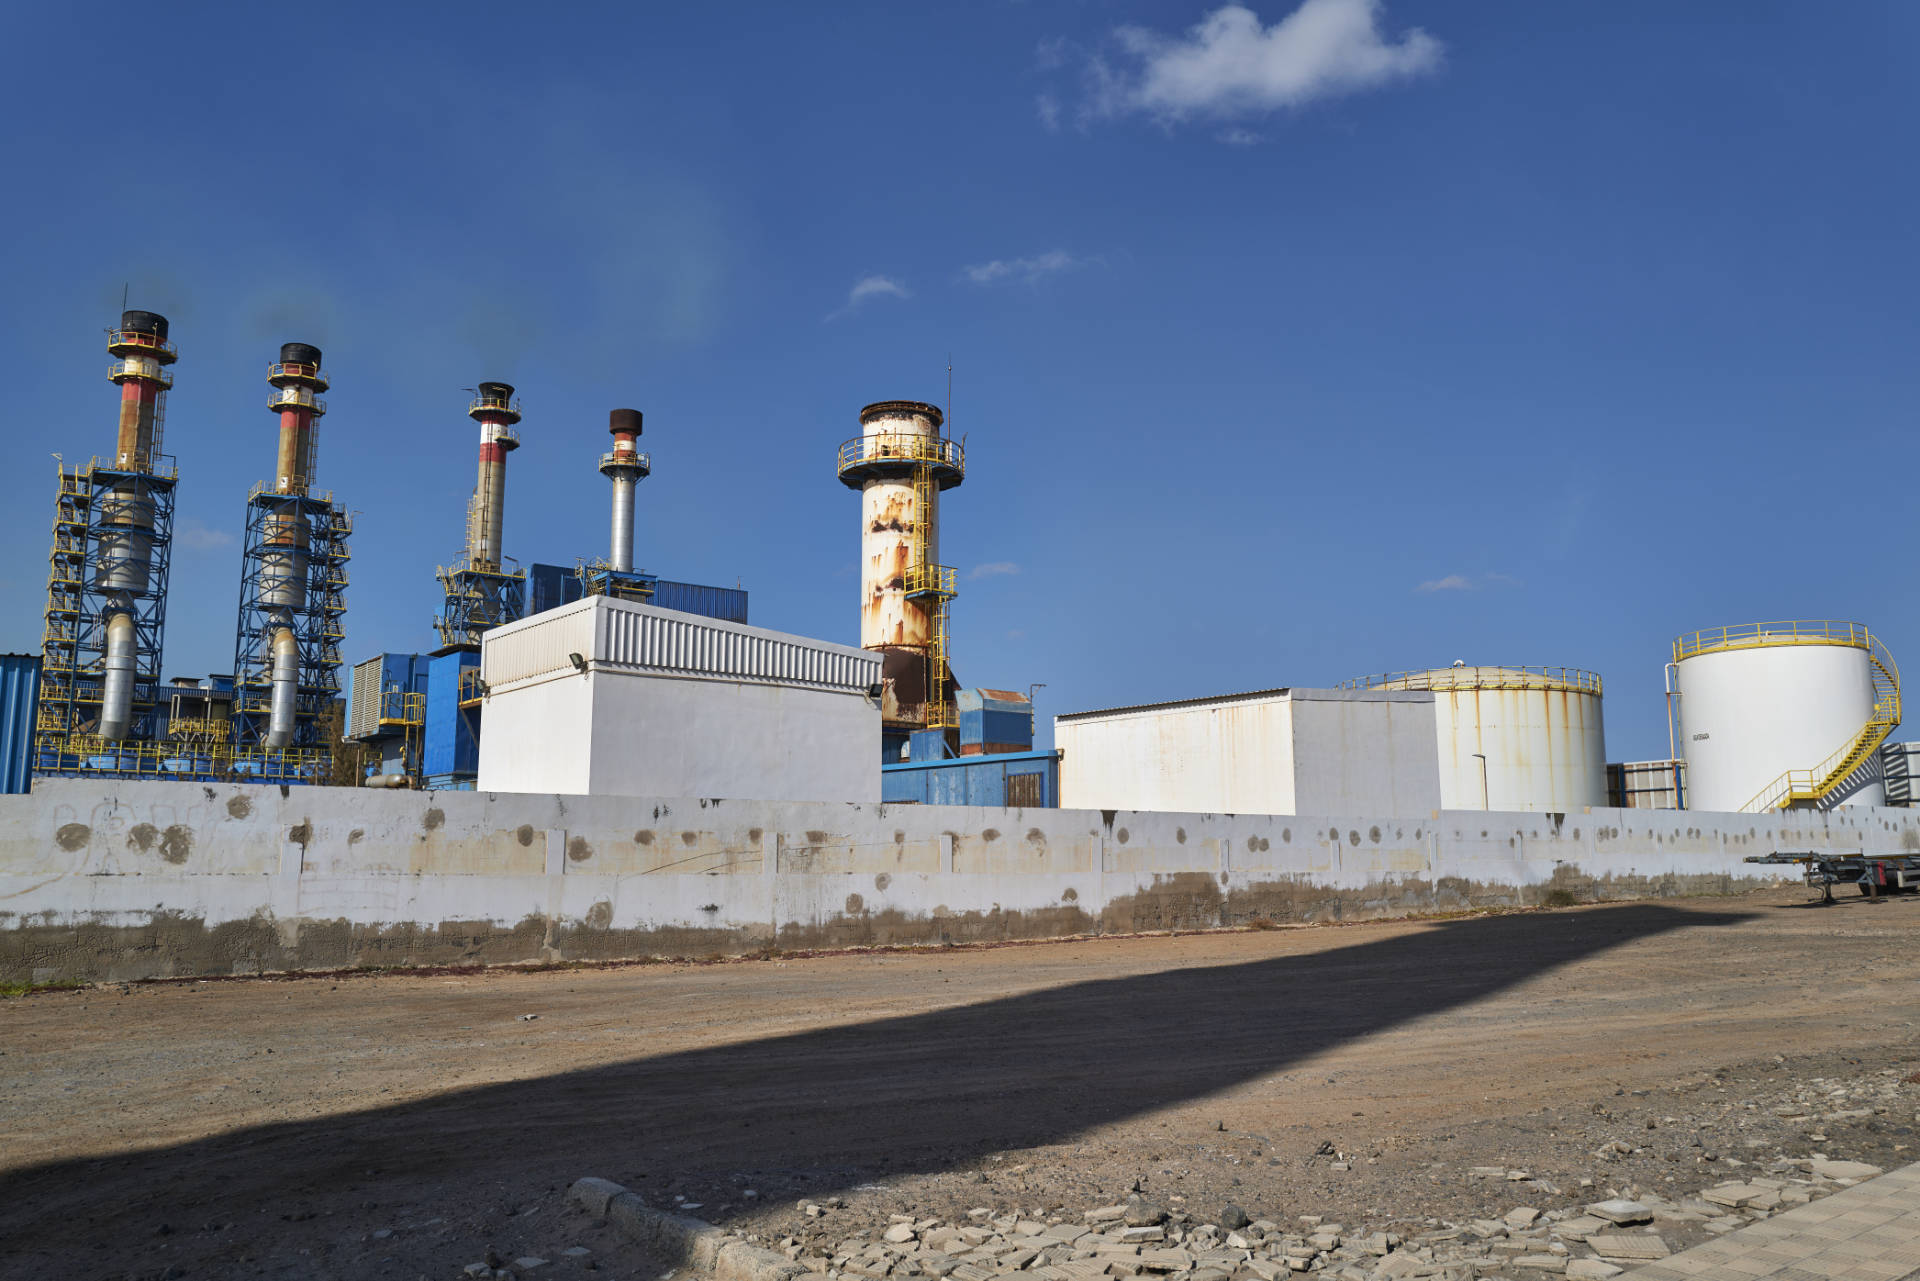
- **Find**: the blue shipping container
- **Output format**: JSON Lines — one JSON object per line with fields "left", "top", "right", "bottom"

{"left": 0, "top": 654, "right": 42, "bottom": 794}
{"left": 424, "top": 651, "right": 480, "bottom": 781}
{"left": 881, "top": 749, "right": 1060, "bottom": 808}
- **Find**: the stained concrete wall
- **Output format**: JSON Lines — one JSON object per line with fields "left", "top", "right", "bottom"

{"left": 4, "top": 777, "right": 1917, "bottom": 983}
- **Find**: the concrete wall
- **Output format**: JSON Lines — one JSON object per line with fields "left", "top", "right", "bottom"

{"left": 1056, "top": 689, "right": 1438, "bottom": 817}
{"left": 6, "top": 777, "right": 1917, "bottom": 984}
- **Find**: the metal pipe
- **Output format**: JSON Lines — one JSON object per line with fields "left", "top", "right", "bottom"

{"left": 609, "top": 477, "right": 634, "bottom": 571}
{"left": 365, "top": 772, "right": 411, "bottom": 789}
{"left": 99, "top": 613, "right": 137, "bottom": 741}
{"left": 264, "top": 626, "right": 298, "bottom": 749}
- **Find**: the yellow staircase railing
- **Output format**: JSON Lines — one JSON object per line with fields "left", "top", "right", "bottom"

{"left": 1741, "top": 631, "right": 1901, "bottom": 812}
{"left": 908, "top": 462, "right": 957, "bottom": 729}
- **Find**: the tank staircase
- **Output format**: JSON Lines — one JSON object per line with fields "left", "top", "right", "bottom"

{"left": 905, "top": 461, "right": 957, "bottom": 730}
{"left": 1741, "top": 633, "right": 1901, "bottom": 812}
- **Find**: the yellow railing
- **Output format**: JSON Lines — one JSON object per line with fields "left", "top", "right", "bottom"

{"left": 379, "top": 690, "right": 426, "bottom": 727}
{"left": 106, "top": 360, "right": 173, "bottom": 388}
{"left": 835, "top": 433, "right": 964, "bottom": 476}
{"left": 1740, "top": 632, "right": 1902, "bottom": 812}
{"left": 904, "top": 563, "right": 957, "bottom": 598}
{"left": 267, "top": 389, "right": 326, "bottom": 415}
{"left": 470, "top": 394, "right": 521, "bottom": 419}
{"left": 165, "top": 717, "right": 233, "bottom": 742}
{"left": 267, "top": 361, "right": 328, "bottom": 389}
{"left": 67, "top": 454, "right": 178, "bottom": 482}
{"left": 1341, "top": 665, "right": 1603, "bottom": 695}
{"left": 1674, "top": 619, "right": 1873, "bottom": 664}
{"left": 458, "top": 668, "right": 485, "bottom": 707}
{"left": 37, "top": 735, "right": 331, "bottom": 777}
{"left": 107, "top": 329, "right": 176, "bottom": 359}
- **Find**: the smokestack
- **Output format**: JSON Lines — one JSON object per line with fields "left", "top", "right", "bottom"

{"left": 97, "top": 311, "right": 178, "bottom": 600}
{"left": 835, "top": 400, "right": 966, "bottom": 729}
{"left": 108, "top": 310, "right": 174, "bottom": 472}
{"left": 468, "top": 381, "right": 521, "bottom": 571}
{"left": 267, "top": 343, "right": 326, "bottom": 496}
{"left": 599, "top": 408, "right": 649, "bottom": 573}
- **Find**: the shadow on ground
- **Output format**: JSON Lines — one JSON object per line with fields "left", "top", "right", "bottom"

{"left": 0, "top": 902, "right": 1753, "bottom": 1275}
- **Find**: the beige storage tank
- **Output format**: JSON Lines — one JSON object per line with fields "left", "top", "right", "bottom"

{"left": 1343, "top": 665, "right": 1607, "bottom": 812}
{"left": 1673, "top": 621, "right": 1900, "bottom": 813}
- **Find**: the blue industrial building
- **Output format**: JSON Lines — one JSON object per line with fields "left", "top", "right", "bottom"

{"left": 881, "top": 749, "right": 1061, "bottom": 808}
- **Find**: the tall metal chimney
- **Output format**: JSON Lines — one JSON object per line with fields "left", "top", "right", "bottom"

{"left": 834, "top": 401, "right": 966, "bottom": 732}
{"left": 232, "top": 340, "right": 350, "bottom": 779}
{"left": 435, "top": 383, "right": 527, "bottom": 647}
{"left": 599, "top": 408, "right": 650, "bottom": 572}
{"left": 467, "top": 381, "right": 521, "bottom": 572}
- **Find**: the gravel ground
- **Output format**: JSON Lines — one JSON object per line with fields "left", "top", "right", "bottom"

{"left": 0, "top": 886, "right": 1915, "bottom": 1281}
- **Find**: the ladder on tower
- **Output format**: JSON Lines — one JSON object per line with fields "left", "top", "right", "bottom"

{"left": 907, "top": 461, "right": 957, "bottom": 730}
{"left": 1742, "top": 635, "right": 1902, "bottom": 812}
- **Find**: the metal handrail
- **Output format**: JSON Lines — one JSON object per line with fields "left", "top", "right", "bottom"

{"left": 106, "top": 360, "right": 174, "bottom": 388}
{"left": 267, "top": 390, "right": 327, "bottom": 415}
{"left": 1340, "top": 665, "right": 1603, "bottom": 695}
{"left": 598, "top": 448, "right": 650, "bottom": 472}
{"left": 1673, "top": 619, "right": 1873, "bottom": 664}
{"left": 1739, "top": 633, "right": 1902, "bottom": 812}
{"left": 835, "top": 434, "right": 965, "bottom": 475}
{"left": 106, "top": 329, "right": 177, "bottom": 360}
{"left": 904, "top": 563, "right": 957, "bottom": 597}
{"left": 267, "top": 361, "right": 329, "bottom": 390}
{"left": 470, "top": 394, "right": 522, "bottom": 418}
{"left": 71, "top": 454, "right": 178, "bottom": 481}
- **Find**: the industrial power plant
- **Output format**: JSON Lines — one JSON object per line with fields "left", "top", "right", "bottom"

{"left": 8, "top": 308, "right": 1918, "bottom": 825}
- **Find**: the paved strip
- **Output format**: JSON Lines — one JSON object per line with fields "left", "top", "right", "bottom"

{"left": 1631, "top": 1163, "right": 1920, "bottom": 1281}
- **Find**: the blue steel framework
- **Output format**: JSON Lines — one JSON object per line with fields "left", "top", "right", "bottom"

{"left": 36, "top": 457, "right": 178, "bottom": 774}
{"left": 228, "top": 488, "right": 350, "bottom": 780}
{"left": 435, "top": 565, "right": 524, "bottom": 647}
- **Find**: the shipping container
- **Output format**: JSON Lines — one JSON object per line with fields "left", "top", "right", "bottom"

{"left": 881, "top": 749, "right": 1061, "bottom": 808}
{"left": 0, "top": 653, "right": 42, "bottom": 793}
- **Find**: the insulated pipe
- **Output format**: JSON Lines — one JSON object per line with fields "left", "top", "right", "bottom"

{"left": 264, "top": 627, "right": 299, "bottom": 749}
{"left": 468, "top": 382, "right": 522, "bottom": 571}
{"left": 599, "top": 408, "right": 648, "bottom": 573}
{"left": 99, "top": 612, "right": 138, "bottom": 741}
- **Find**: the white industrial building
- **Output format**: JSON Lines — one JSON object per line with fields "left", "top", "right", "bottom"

{"left": 1346, "top": 665, "right": 1608, "bottom": 813}
{"left": 1055, "top": 687, "right": 1441, "bottom": 816}
{"left": 475, "top": 596, "right": 883, "bottom": 803}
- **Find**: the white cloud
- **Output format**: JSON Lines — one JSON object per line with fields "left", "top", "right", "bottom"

{"left": 1036, "top": 93, "right": 1062, "bottom": 132}
{"left": 1416, "top": 574, "right": 1472, "bottom": 593}
{"left": 1218, "top": 127, "right": 1267, "bottom": 145}
{"left": 826, "top": 274, "right": 909, "bottom": 321}
{"left": 970, "top": 561, "right": 1021, "bottom": 580}
{"left": 963, "top": 251, "right": 1084, "bottom": 286}
{"left": 1416, "top": 572, "right": 1521, "bottom": 594}
{"left": 1081, "top": 0, "right": 1441, "bottom": 125}
{"left": 176, "top": 518, "right": 235, "bottom": 552}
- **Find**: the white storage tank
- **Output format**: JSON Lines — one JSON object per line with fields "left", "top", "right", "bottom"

{"left": 1673, "top": 621, "right": 1899, "bottom": 813}
{"left": 1345, "top": 665, "right": 1607, "bottom": 812}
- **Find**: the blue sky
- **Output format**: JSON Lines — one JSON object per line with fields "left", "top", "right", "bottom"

{"left": 2, "top": 1, "right": 1916, "bottom": 760}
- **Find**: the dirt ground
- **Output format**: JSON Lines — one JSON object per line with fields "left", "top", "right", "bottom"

{"left": 2, "top": 887, "right": 1917, "bottom": 1281}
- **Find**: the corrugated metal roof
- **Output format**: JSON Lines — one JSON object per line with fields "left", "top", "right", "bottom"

{"left": 1056, "top": 687, "right": 1295, "bottom": 722}
{"left": 1056, "top": 685, "right": 1431, "bottom": 722}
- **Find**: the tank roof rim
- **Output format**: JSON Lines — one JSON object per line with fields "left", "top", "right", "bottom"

{"left": 859, "top": 400, "right": 945, "bottom": 428}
